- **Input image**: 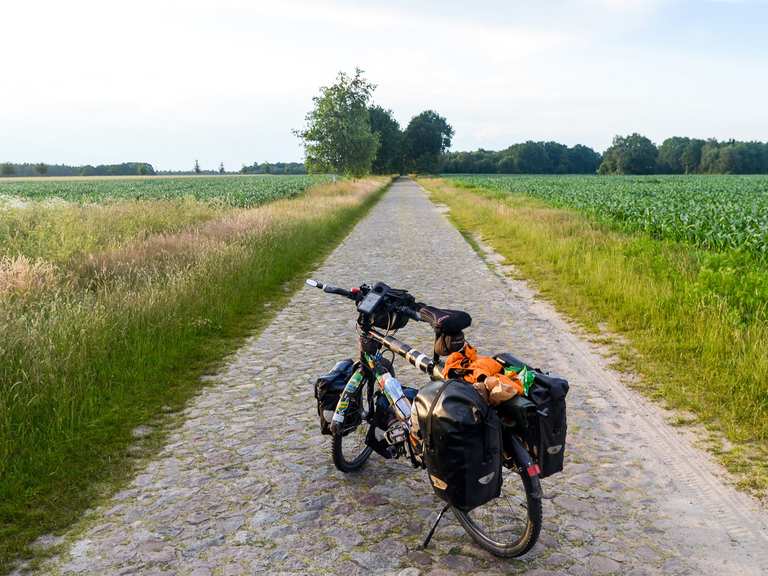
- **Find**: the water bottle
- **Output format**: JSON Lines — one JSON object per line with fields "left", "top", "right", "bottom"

{"left": 381, "top": 373, "right": 412, "bottom": 421}
{"left": 332, "top": 370, "right": 364, "bottom": 426}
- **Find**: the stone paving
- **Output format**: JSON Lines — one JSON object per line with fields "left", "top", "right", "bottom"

{"left": 39, "top": 178, "right": 768, "bottom": 575}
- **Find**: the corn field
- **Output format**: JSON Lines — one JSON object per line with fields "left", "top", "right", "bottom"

{"left": 0, "top": 174, "right": 333, "bottom": 208}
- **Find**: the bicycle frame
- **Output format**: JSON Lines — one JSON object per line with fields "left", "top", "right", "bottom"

{"left": 364, "top": 328, "right": 444, "bottom": 380}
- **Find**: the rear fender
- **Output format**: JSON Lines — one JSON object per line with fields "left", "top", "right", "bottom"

{"left": 506, "top": 434, "right": 543, "bottom": 500}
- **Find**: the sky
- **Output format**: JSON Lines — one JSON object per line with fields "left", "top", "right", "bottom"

{"left": 1, "top": 0, "right": 767, "bottom": 171}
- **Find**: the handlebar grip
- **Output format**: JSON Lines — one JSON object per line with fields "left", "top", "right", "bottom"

{"left": 325, "top": 286, "right": 354, "bottom": 298}
{"left": 397, "top": 306, "right": 422, "bottom": 321}
{"left": 306, "top": 279, "right": 355, "bottom": 300}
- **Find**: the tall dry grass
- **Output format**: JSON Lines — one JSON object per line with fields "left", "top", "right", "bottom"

{"left": 0, "top": 198, "right": 223, "bottom": 262}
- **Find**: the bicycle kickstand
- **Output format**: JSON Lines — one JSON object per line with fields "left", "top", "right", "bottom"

{"left": 422, "top": 503, "right": 451, "bottom": 549}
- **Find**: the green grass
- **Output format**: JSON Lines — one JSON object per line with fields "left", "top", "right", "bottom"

{"left": 0, "top": 174, "right": 332, "bottom": 208}
{"left": 0, "top": 177, "right": 390, "bottom": 572}
{"left": 421, "top": 177, "right": 768, "bottom": 495}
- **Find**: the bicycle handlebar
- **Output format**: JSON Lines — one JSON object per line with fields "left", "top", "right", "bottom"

{"left": 306, "top": 278, "right": 423, "bottom": 321}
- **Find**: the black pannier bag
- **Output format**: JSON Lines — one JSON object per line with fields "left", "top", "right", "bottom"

{"left": 413, "top": 379, "right": 502, "bottom": 511}
{"left": 314, "top": 359, "right": 356, "bottom": 435}
{"left": 494, "top": 353, "right": 569, "bottom": 479}
{"left": 528, "top": 372, "right": 568, "bottom": 478}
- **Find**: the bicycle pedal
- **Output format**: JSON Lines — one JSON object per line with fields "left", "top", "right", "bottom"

{"left": 385, "top": 422, "right": 407, "bottom": 445}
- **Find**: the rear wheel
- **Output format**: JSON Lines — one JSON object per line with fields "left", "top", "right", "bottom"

{"left": 453, "top": 466, "right": 542, "bottom": 557}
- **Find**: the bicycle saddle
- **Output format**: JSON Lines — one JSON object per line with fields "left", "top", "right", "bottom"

{"left": 419, "top": 305, "right": 472, "bottom": 334}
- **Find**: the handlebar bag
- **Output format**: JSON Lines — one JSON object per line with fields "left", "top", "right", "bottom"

{"left": 314, "top": 359, "right": 356, "bottom": 435}
{"left": 413, "top": 379, "right": 502, "bottom": 511}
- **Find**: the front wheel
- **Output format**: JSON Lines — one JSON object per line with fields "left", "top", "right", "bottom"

{"left": 453, "top": 466, "right": 542, "bottom": 557}
{"left": 331, "top": 417, "right": 373, "bottom": 472}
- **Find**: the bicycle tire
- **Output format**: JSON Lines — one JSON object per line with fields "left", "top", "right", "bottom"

{"left": 453, "top": 468, "right": 542, "bottom": 557}
{"left": 331, "top": 421, "right": 373, "bottom": 473}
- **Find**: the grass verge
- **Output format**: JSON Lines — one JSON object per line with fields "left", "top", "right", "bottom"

{"left": 420, "top": 177, "right": 768, "bottom": 496}
{"left": 0, "top": 177, "right": 391, "bottom": 572}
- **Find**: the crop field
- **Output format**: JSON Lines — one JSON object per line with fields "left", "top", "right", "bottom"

{"left": 0, "top": 174, "right": 332, "bottom": 208}
{"left": 448, "top": 175, "right": 768, "bottom": 258}
{"left": 0, "top": 174, "right": 390, "bottom": 569}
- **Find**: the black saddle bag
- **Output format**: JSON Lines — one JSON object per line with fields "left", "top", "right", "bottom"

{"left": 413, "top": 379, "right": 502, "bottom": 511}
{"left": 314, "top": 359, "right": 356, "bottom": 435}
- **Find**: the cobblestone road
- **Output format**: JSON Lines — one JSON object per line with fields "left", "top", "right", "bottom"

{"left": 40, "top": 178, "right": 768, "bottom": 575}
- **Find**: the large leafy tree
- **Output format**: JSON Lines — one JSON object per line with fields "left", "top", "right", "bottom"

{"left": 295, "top": 68, "right": 379, "bottom": 177}
{"left": 657, "top": 136, "right": 690, "bottom": 174}
{"left": 369, "top": 105, "right": 403, "bottom": 174}
{"left": 598, "top": 133, "right": 658, "bottom": 175}
{"left": 403, "top": 110, "right": 454, "bottom": 173}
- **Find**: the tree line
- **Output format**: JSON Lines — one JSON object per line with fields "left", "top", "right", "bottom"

{"left": 0, "top": 162, "right": 155, "bottom": 177}
{"left": 239, "top": 161, "right": 306, "bottom": 174}
{"left": 441, "top": 136, "right": 768, "bottom": 175}
{"left": 295, "top": 71, "right": 768, "bottom": 176}
{"left": 442, "top": 142, "right": 602, "bottom": 174}
{"left": 599, "top": 134, "right": 768, "bottom": 175}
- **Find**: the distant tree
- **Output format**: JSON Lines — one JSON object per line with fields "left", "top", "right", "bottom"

{"left": 34, "top": 162, "right": 48, "bottom": 175}
{"left": 138, "top": 164, "right": 149, "bottom": 175}
{"left": 219, "top": 162, "right": 225, "bottom": 174}
{"left": 699, "top": 140, "right": 722, "bottom": 174}
{"left": 403, "top": 110, "right": 454, "bottom": 173}
{"left": 543, "top": 141, "right": 568, "bottom": 173}
{"left": 681, "top": 139, "right": 705, "bottom": 174}
{"left": 515, "top": 141, "right": 552, "bottom": 173}
{"left": 497, "top": 155, "right": 517, "bottom": 173}
{"left": 566, "top": 144, "right": 602, "bottom": 173}
{"left": 1, "top": 163, "right": 15, "bottom": 176}
{"left": 598, "top": 133, "right": 658, "bottom": 175}
{"left": 194, "top": 160, "right": 201, "bottom": 174}
{"left": 369, "top": 105, "right": 403, "bottom": 174}
{"left": 657, "top": 136, "right": 698, "bottom": 174}
{"left": 295, "top": 68, "right": 379, "bottom": 177}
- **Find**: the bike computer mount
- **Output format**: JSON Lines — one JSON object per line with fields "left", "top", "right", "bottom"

{"left": 357, "top": 287, "right": 386, "bottom": 315}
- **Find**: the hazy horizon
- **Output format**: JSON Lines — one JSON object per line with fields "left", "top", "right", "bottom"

{"left": 2, "top": 0, "right": 767, "bottom": 171}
